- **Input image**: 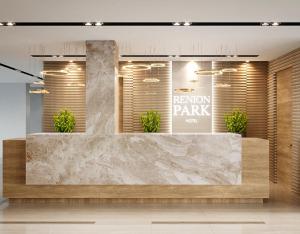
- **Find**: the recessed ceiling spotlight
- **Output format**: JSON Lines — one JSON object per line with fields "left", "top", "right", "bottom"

{"left": 261, "top": 22, "right": 270, "bottom": 26}
{"left": 85, "top": 22, "right": 92, "bottom": 26}
{"left": 183, "top": 21, "right": 191, "bottom": 26}
{"left": 173, "top": 22, "right": 181, "bottom": 26}
{"left": 0, "top": 22, "right": 3, "bottom": 26}
{"left": 272, "top": 22, "right": 279, "bottom": 26}
{"left": 6, "top": 22, "right": 15, "bottom": 26}
{"left": 95, "top": 22, "right": 103, "bottom": 26}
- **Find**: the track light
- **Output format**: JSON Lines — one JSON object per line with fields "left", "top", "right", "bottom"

{"left": 173, "top": 22, "right": 181, "bottom": 26}
{"left": 85, "top": 22, "right": 92, "bottom": 26}
{"left": 261, "top": 22, "right": 269, "bottom": 26}
{"left": 183, "top": 21, "right": 191, "bottom": 26}
{"left": 6, "top": 22, "right": 15, "bottom": 26}
{"left": 272, "top": 22, "right": 279, "bottom": 26}
{"left": 0, "top": 23, "right": 3, "bottom": 26}
{"left": 95, "top": 22, "right": 103, "bottom": 26}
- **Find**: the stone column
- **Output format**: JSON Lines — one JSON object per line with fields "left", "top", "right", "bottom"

{"left": 86, "top": 41, "right": 118, "bottom": 135}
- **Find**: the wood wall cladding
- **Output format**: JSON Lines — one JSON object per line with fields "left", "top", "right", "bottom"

{"left": 119, "top": 61, "right": 172, "bottom": 133}
{"left": 43, "top": 61, "right": 86, "bottom": 132}
{"left": 212, "top": 61, "right": 268, "bottom": 139}
{"left": 269, "top": 48, "right": 300, "bottom": 197}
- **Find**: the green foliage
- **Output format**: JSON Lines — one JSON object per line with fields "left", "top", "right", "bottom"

{"left": 53, "top": 109, "right": 76, "bottom": 133}
{"left": 224, "top": 108, "right": 248, "bottom": 134}
{"left": 140, "top": 110, "right": 161, "bottom": 133}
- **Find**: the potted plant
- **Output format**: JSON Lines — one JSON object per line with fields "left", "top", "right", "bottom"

{"left": 53, "top": 109, "right": 76, "bottom": 133}
{"left": 140, "top": 110, "right": 161, "bottom": 133}
{"left": 224, "top": 108, "right": 248, "bottom": 136}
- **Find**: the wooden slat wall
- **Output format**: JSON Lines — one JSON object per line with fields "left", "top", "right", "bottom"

{"left": 212, "top": 62, "right": 247, "bottom": 132}
{"left": 269, "top": 48, "right": 300, "bottom": 195}
{"left": 120, "top": 62, "right": 172, "bottom": 133}
{"left": 43, "top": 61, "right": 86, "bottom": 132}
{"left": 212, "top": 61, "right": 268, "bottom": 138}
{"left": 246, "top": 62, "right": 268, "bottom": 138}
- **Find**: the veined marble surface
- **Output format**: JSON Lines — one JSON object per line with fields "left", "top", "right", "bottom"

{"left": 26, "top": 133, "right": 241, "bottom": 185}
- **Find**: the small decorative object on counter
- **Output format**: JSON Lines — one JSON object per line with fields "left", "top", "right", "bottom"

{"left": 53, "top": 109, "right": 76, "bottom": 133}
{"left": 224, "top": 108, "right": 248, "bottom": 136}
{"left": 140, "top": 110, "right": 161, "bottom": 133}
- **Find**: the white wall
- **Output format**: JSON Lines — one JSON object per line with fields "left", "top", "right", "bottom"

{"left": 0, "top": 83, "right": 27, "bottom": 197}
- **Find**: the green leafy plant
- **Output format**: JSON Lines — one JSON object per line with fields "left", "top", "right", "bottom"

{"left": 140, "top": 110, "right": 161, "bottom": 133}
{"left": 224, "top": 108, "right": 248, "bottom": 135}
{"left": 53, "top": 109, "right": 76, "bottom": 133}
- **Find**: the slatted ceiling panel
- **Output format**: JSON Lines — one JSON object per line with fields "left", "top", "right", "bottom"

{"left": 213, "top": 62, "right": 247, "bottom": 132}
{"left": 269, "top": 48, "right": 300, "bottom": 196}
{"left": 120, "top": 61, "right": 171, "bottom": 133}
{"left": 246, "top": 62, "right": 268, "bottom": 139}
{"left": 43, "top": 61, "right": 86, "bottom": 132}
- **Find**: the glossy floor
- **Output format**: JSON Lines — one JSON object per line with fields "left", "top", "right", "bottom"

{"left": 0, "top": 202, "right": 300, "bottom": 234}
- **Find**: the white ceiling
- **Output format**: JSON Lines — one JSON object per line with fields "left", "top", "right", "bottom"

{"left": 0, "top": 0, "right": 300, "bottom": 82}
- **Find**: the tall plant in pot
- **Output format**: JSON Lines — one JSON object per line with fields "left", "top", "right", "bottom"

{"left": 224, "top": 108, "right": 248, "bottom": 136}
{"left": 140, "top": 110, "right": 161, "bottom": 133}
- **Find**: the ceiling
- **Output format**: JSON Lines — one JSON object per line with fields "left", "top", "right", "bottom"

{"left": 0, "top": 0, "right": 300, "bottom": 82}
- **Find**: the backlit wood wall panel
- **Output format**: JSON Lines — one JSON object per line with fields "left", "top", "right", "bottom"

{"left": 43, "top": 61, "right": 86, "bottom": 132}
{"left": 213, "top": 62, "right": 267, "bottom": 138}
{"left": 120, "top": 62, "right": 171, "bottom": 133}
{"left": 269, "top": 48, "right": 300, "bottom": 196}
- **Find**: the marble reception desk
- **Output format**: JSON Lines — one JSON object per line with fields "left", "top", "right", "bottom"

{"left": 26, "top": 133, "right": 241, "bottom": 185}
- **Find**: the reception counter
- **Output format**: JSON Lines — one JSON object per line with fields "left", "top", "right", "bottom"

{"left": 26, "top": 133, "right": 241, "bottom": 185}
{"left": 3, "top": 137, "right": 269, "bottom": 203}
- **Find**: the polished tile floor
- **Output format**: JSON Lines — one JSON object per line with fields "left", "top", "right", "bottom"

{"left": 0, "top": 202, "right": 300, "bottom": 234}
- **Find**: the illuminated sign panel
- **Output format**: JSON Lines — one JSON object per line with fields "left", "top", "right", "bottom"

{"left": 172, "top": 62, "right": 212, "bottom": 133}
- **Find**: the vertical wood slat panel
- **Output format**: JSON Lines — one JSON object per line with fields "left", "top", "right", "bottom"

{"left": 269, "top": 48, "right": 300, "bottom": 195}
{"left": 120, "top": 62, "right": 171, "bottom": 133}
{"left": 43, "top": 61, "right": 86, "bottom": 132}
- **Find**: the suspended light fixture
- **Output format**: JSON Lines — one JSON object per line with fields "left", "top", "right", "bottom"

{"left": 122, "top": 64, "right": 151, "bottom": 71}
{"left": 29, "top": 89, "right": 49, "bottom": 94}
{"left": 174, "top": 88, "right": 194, "bottom": 93}
{"left": 195, "top": 69, "right": 223, "bottom": 76}
{"left": 41, "top": 69, "right": 68, "bottom": 76}
{"left": 33, "top": 80, "right": 45, "bottom": 85}
{"left": 150, "top": 63, "right": 166, "bottom": 68}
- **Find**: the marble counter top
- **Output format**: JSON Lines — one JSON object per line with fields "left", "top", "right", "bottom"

{"left": 26, "top": 133, "right": 241, "bottom": 185}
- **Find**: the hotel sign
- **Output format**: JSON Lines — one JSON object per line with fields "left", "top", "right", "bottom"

{"left": 172, "top": 62, "right": 212, "bottom": 133}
